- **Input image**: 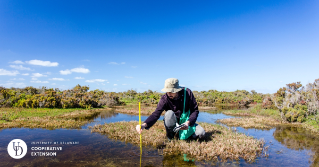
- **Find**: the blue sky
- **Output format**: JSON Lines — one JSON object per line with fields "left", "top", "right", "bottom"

{"left": 0, "top": 0, "right": 318, "bottom": 93}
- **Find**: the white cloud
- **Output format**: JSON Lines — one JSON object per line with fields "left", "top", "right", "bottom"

{"left": 31, "top": 73, "right": 47, "bottom": 77}
{"left": 52, "top": 83, "right": 56, "bottom": 85}
{"left": 30, "top": 80, "right": 49, "bottom": 83}
{"left": 31, "top": 78, "right": 38, "bottom": 80}
{"left": 75, "top": 77, "right": 84, "bottom": 79}
{"left": 122, "top": 84, "right": 127, "bottom": 85}
{"left": 60, "top": 70, "right": 72, "bottom": 75}
{"left": 9, "top": 65, "right": 32, "bottom": 71}
{"left": 26, "top": 60, "right": 58, "bottom": 67}
{"left": 22, "top": 73, "right": 29, "bottom": 76}
{"left": 109, "top": 62, "right": 118, "bottom": 65}
{"left": 125, "top": 76, "right": 133, "bottom": 78}
{"left": 0, "top": 69, "right": 19, "bottom": 76}
{"left": 114, "top": 84, "right": 117, "bottom": 86}
{"left": 131, "top": 66, "right": 137, "bottom": 68}
{"left": 107, "top": 82, "right": 110, "bottom": 83}
{"left": 50, "top": 78, "right": 65, "bottom": 81}
{"left": 60, "top": 67, "right": 90, "bottom": 75}
{"left": 85, "top": 79, "right": 106, "bottom": 83}
{"left": 109, "top": 62, "right": 125, "bottom": 65}
{"left": 11, "top": 78, "right": 25, "bottom": 81}
{"left": 0, "top": 82, "right": 26, "bottom": 88}
{"left": 11, "top": 60, "right": 24, "bottom": 64}
{"left": 82, "top": 59, "right": 90, "bottom": 62}
{"left": 140, "top": 82, "right": 147, "bottom": 85}
{"left": 71, "top": 68, "right": 90, "bottom": 73}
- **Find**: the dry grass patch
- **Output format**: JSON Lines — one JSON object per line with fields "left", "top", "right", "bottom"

{"left": 114, "top": 106, "right": 161, "bottom": 116}
{"left": 217, "top": 116, "right": 301, "bottom": 130}
{"left": 217, "top": 117, "right": 275, "bottom": 130}
{"left": 89, "top": 121, "right": 265, "bottom": 162}
{"left": 0, "top": 108, "right": 104, "bottom": 129}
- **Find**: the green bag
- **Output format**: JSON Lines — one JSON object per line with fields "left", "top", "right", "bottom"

{"left": 179, "top": 87, "right": 196, "bottom": 140}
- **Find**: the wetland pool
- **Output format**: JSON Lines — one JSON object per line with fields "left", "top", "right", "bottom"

{"left": 0, "top": 108, "right": 318, "bottom": 167}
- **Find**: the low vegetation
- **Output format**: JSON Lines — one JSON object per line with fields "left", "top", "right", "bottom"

{"left": 0, "top": 107, "right": 104, "bottom": 129}
{"left": 89, "top": 121, "right": 265, "bottom": 162}
{"left": 0, "top": 84, "right": 120, "bottom": 108}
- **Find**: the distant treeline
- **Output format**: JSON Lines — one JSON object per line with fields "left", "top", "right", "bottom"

{"left": 0, "top": 85, "right": 120, "bottom": 109}
{"left": 0, "top": 84, "right": 264, "bottom": 108}
{"left": 1, "top": 79, "right": 318, "bottom": 124}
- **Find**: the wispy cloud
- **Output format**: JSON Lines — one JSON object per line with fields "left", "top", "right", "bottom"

{"left": 26, "top": 60, "right": 58, "bottom": 67}
{"left": 31, "top": 78, "right": 38, "bottom": 80}
{"left": 60, "top": 67, "right": 90, "bottom": 75}
{"left": 0, "top": 82, "right": 26, "bottom": 88}
{"left": 11, "top": 78, "right": 25, "bottom": 81}
{"left": 31, "top": 80, "right": 49, "bottom": 83}
{"left": 114, "top": 84, "right": 117, "bottom": 86}
{"left": 22, "top": 73, "right": 29, "bottom": 76}
{"left": 131, "top": 66, "right": 137, "bottom": 68}
{"left": 85, "top": 79, "right": 106, "bottom": 83}
{"left": 9, "top": 65, "right": 32, "bottom": 71}
{"left": 50, "top": 78, "right": 65, "bottom": 81}
{"left": 11, "top": 60, "right": 24, "bottom": 64}
{"left": 74, "top": 77, "right": 84, "bottom": 79}
{"left": 109, "top": 62, "right": 126, "bottom": 65}
{"left": 0, "top": 69, "right": 19, "bottom": 76}
{"left": 82, "top": 59, "right": 90, "bottom": 62}
{"left": 140, "top": 82, "right": 147, "bottom": 85}
{"left": 32, "top": 73, "right": 47, "bottom": 77}
{"left": 125, "top": 76, "right": 133, "bottom": 78}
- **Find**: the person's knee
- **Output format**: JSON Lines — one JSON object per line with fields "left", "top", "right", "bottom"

{"left": 164, "top": 110, "right": 176, "bottom": 129}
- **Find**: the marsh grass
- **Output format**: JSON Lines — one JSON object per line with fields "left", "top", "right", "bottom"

{"left": 89, "top": 121, "right": 265, "bottom": 162}
{"left": 223, "top": 104, "right": 281, "bottom": 120}
{"left": 0, "top": 108, "right": 104, "bottom": 129}
{"left": 220, "top": 105, "right": 302, "bottom": 129}
{"left": 114, "top": 105, "right": 161, "bottom": 116}
{"left": 217, "top": 116, "right": 284, "bottom": 130}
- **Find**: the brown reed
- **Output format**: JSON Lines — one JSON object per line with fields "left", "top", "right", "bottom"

{"left": 89, "top": 121, "right": 265, "bottom": 162}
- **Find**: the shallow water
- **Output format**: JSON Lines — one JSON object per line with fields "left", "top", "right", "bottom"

{"left": 0, "top": 108, "right": 318, "bottom": 166}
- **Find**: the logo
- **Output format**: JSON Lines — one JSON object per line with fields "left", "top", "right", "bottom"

{"left": 7, "top": 139, "right": 27, "bottom": 159}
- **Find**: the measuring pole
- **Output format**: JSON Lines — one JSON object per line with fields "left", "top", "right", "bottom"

{"left": 139, "top": 102, "right": 142, "bottom": 167}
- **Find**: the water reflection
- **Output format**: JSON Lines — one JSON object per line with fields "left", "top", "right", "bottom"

{"left": 274, "top": 126, "right": 319, "bottom": 167}
{"left": 0, "top": 109, "right": 318, "bottom": 167}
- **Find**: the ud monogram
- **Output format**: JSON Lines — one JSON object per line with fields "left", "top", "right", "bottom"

{"left": 7, "top": 139, "right": 27, "bottom": 159}
{"left": 13, "top": 142, "right": 23, "bottom": 156}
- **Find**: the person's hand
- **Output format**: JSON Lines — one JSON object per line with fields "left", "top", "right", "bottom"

{"left": 136, "top": 123, "right": 147, "bottom": 134}
{"left": 180, "top": 121, "right": 190, "bottom": 130}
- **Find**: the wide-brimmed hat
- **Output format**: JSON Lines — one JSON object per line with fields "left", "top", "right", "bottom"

{"left": 161, "top": 78, "right": 183, "bottom": 93}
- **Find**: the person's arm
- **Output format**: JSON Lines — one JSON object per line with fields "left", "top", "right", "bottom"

{"left": 187, "top": 89, "right": 199, "bottom": 126}
{"left": 143, "top": 95, "right": 166, "bottom": 129}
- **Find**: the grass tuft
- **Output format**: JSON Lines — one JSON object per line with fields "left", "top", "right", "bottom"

{"left": 89, "top": 121, "right": 265, "bottom": 162}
